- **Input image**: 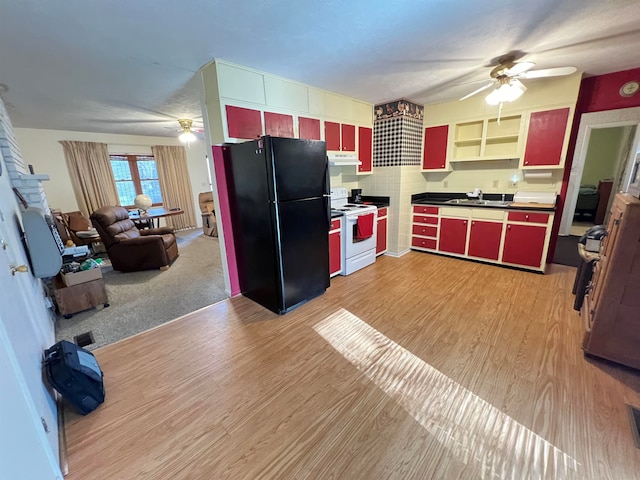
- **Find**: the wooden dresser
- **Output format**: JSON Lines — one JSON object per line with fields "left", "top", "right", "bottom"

{"left": 582, "top": 193, "right": 640, "bottom": 369}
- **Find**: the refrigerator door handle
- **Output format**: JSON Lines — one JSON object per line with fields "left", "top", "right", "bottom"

{"left": 323, "top": 156, "right": 330, "bottom": 196}
{"left": 324, "top": 196, "right": 331, "bottom": 230}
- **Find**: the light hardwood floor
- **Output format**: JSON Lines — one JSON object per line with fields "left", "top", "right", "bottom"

{"left": 64, "top": 252, "right": 640, "bottom": 479}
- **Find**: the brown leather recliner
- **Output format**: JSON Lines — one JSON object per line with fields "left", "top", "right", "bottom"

{"left": 90, "top": 206, "right": 179, "bottom": 272}
{"left": 198, "top": 191, "right": 218, "bottom": 237}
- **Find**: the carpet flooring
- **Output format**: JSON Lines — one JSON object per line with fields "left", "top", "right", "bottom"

{"left": 552, "top": 235, "right": 582, "bottom": 267}
{"left": 55, "top": 229, "right": 228, "bottom": 350}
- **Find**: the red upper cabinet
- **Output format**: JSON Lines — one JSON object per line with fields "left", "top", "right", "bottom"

{"left": 298, "top": 117, "right": 321, "bottom": 140}
{"left": 325, "top": 121, "right": 341, "bottom": 151}
{"left": 523, "top": 108, "right": 570, "bottom": 167}
{"left": 226, "top": 106, "right": 262, "bottom": 140}
{"left": 358, "top": 126, "right": 373, "bottom": 173}
{"left": 502, "top": 223, "right": 547, "bottom": 268}
{"left": 438, "top": 218, "right": 468, "bottom": 255}
{"left": 341, "top": 124, "right": 356, "bottom": 151}
{"left": 264, "top": 112, "right": 294, "bottom": 138}
{"left": 423, "top": 125, "right": 449, "bottom": 170}
{"left": 468, "top": 221, "right": 502, "bottom": 261}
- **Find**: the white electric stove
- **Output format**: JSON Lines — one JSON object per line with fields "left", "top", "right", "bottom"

{"left": 330, "top": 187, "right": 378, "bottom": 275}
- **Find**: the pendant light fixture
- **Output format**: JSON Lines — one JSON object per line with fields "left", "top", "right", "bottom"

{"left": 178, "top": 119, "right": 196, "bottom": 146}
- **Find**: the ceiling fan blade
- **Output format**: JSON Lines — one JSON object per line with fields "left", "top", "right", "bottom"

{"left": 459, "top": 81, "right": 495, "bottom": 101}
{"left": 520, "top": 66, "right": 577, "bottom": 79}
{"left": 505, "top": 62, "right": 535, "bottom": 76}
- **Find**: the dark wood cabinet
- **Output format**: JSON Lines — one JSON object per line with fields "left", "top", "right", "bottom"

{"left": 358, "top": 126, "right": 373, "bottom": 173}
{"left": 423, "top": 125, "right": 448, "bottom": 170}
{"left": 502, "top": 223, "right": 547, "bottom": 267}
{"left": 438, "top": 218, "right": 468, "bottom": 255}
{"left": 523, "top": 108, "right": 570, "bottom": 167}
{"left": 226, "top": 105, "right": 262, "bottom": 139}
{"left": 468, "top": 221, "right": 502, "bottom": 261}
{"left": 582, "top": 194, "right": 640, "bottom": 369}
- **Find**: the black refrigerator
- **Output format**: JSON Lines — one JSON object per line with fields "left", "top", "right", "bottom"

{"left": 223, "top": 136, "right": 331, "bottom": 314}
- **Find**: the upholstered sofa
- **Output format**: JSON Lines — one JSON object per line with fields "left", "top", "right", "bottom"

{"left": 90, "top": 206, "right": 179, "bottom": 272}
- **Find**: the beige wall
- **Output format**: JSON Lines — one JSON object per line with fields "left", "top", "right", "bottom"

{"left": 14, "top": 128, "right": 210, "bottom": 226}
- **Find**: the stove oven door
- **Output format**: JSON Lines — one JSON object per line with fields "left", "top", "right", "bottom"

{"left": 344, "top": 211, "right": 378, "bottom": 258}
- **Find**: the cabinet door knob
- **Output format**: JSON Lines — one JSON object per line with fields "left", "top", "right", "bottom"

{"left": 507, "top": 225, "right": 511, "bottom": 230}
{"left": 525, "top": 215, "right": 529, "bottom": 220}
{"left": 524, "top": 161, "right": 529, "bottom": 165}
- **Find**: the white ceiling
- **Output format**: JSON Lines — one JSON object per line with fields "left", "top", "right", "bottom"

{"left": 1, "top": 0, "right": 640, "bottom": 138}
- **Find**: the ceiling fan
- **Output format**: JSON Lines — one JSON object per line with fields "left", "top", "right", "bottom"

{"left": 460, "top": 55, "right": 577, "bottom": 104}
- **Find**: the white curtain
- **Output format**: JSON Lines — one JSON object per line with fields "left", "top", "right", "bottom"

{"left": 60, "top": 141, "right": 118, "bottom": 217}
{"left": 152, "top": 145, "right": 197, "bottom": 230}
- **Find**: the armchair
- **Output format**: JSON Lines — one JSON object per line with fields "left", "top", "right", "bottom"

{"left": 198, "top": 191, "right": 218, "bottom": 237}
{"left": 90, "top": 206, "right": 179, "bottom": 272}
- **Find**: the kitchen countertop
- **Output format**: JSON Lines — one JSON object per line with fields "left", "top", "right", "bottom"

{"left": 411, "top": 192, "right": 556, "bottom": 212}
{"left": 359, "top": 195, "right": 390, "bottom": 208}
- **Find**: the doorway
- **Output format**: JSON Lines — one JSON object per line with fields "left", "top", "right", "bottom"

{"left": 560, "top": 107, "right": 640, "bottom": 236}
{"left": 570, "top": 126, "right": 634, "bottom": 236}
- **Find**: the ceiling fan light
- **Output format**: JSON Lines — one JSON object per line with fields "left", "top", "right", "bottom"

{"left": 179, "top": 130, "right": 196, "bottom": 143}
{"left": 485, "top": 88, "right": 502, "bottom": 105}
{"left": 485, "top": 82, "right": 525, "bottom": 105}
{"left": 177, "top": 118, "right": 196, "bottom": 144}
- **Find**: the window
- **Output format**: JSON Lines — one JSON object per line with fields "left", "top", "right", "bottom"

{"left": 110, "top": 155, "right": 163, "bottom": 207}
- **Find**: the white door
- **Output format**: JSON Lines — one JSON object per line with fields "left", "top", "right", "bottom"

{"left": 0, "top": 157, "right": 61, "bottom": 478}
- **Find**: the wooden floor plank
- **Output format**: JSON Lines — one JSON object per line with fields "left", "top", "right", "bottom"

{"left": 64, "top": 252, "right": 640, "bottom": 479}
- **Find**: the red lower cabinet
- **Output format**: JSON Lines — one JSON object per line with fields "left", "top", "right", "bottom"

{"left": 329, "top": 230, "right": 341, "bottom": 276}
{"left": 438, "top": 218, "right": 468, "bottom": 255}
{"left": 502, "top": 224, "right": 547, "bottom": 268}
{"left": 376, "top": 216, "right": 387, "bottom": 255}
{"left": 468, "top": 221, "right": 502, "bottom": 261}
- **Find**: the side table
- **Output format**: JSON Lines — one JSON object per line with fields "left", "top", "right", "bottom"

{"left": 53, "top": 274, "right": 109, "bottom": 319}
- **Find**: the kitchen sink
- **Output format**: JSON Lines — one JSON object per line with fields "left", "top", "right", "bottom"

{"left": 445, "top": 198, "right": 511, "bottom": 207}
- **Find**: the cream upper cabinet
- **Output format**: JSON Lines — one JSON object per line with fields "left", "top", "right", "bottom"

{"left": 353, "top": 101, "right": 373, "bottom": 126}
{"left": 308, "top": 88, "right": 325, "bottom": 116}
{"left": 264, "top": 77, "right": 308, "bottom": 112}
{"left": 325, "top": 92, "right": 353, "bottom": 120}
{"left": 450, "top": 114, "right": 524, "bottom": 162}
{"left": 217, "top": 63, "right": 265, "bottom": 105}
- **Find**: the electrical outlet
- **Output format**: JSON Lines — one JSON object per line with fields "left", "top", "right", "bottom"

{"left": 443, "top": 180, "right": 449, "bottom": 188}
{"left": 492, "top": 179, "right": 499, "bottom": 188}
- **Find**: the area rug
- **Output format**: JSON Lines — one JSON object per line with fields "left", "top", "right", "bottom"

{"left": 55, "top": 229, "right": 228, "bottom": 350}
{"left": 552, "top": 235, "right": 582, "bottom": 268}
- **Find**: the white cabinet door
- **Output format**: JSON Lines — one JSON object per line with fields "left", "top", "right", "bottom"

{"left": 264, "top": 76, "right": 308, "bottom": 111}
{"left": 217, "top": 63, "right": 265, "bottom": 104}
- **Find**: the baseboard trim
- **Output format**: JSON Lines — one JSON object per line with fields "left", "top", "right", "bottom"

{"left": 384, "top": 248, "right": 411, "bottom": 258}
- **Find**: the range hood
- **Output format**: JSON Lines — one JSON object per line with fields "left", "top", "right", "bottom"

{"left": 328, "top": 152, "right": 362, "bottom": 166}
